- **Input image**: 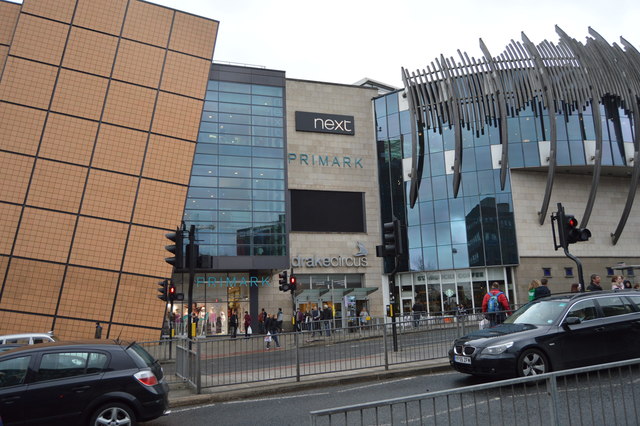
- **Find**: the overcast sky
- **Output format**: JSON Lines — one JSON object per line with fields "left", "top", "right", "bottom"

{"left": 11, "top": 0, "right": 639, "bottom": 88}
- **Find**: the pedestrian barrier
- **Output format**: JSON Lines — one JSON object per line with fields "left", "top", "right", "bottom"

{"left": 156, "top": 313, "right": 491, "bottom": 392}
{"left": 308, "top": 357, "right": 640, "bottom": 425}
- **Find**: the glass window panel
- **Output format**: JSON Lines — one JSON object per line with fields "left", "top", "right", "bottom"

{"left": 252, "top": 105, "right": 283, "bottom": 117}
{"left": 219, "top": 177, "right": 251, "bottom": 189}
{"left": 443, "top": 127, "right": 454, "bottom": 151}
{"left": 430, "top": 152, "right": 445, "bottom": 176}
{"left": 253, "top": 189, "right": 285, "bottom": 201}
{"left": 219, "top": 210, "right": 251, "bottom": 222}
{"left": 219, "top": 82, "right": 251, "bottom": 94}
{"left": 474, "top": 146, "right": 492, "bottom": 170}
{"left": 434, "top": 199, "right": 449, "bottom": 222}
{"left": 219, "top": 123, "right": 251, "bottom": 135}
{"left": 198, "top": 132, "right": 218, "bottom": 144}
{"left": 581, "top": 112, "right": 595, "bottom": 140}
{"left": 219, "top": 166, "right": 250, "bottom": 178}
{"left": 219, "top": 113, "right": 251, "bottom": 125}
{"left": 522, "top": 142, "right": 540, "bottom": 167}
{"left": 569, "top": 139, "right": 585, "bottom": 165}
{"left": 195, "top": 143, "right": 217, "bottom": 155}
{"left": 437, "top": 245, "right": 453, "bottom": 270}
{"left": 419, "top": 201, "right": 434, "bottom": 224}
{"left": 252, "top": 168, "right": 284, "bottom": 179}
{"left": 252, "top": 85, "right": 282, "bottom": 96}
{"left": 253, "top": 136, "right": 283, "bottom": 148}
{"left": 488, "top": 126, "right": 501, "bottom": 145}
{"left": 188, "top": 187, "right": 217, "bottom": 198}
{"left": 219, "top": 155, "right": 251, "bottom": 167}
{"left": 193, "top": 154, "right": 218, "bottom": 165}
{"left": 191, "top": 165, "right": 218, "bottom": 176}
{"left": 253, "top": 126, "right": 283, "bottom": 138}
{"left": 217, "top": 221, "right": 251, "bottom": 232}
{"left": 507, "top": 143, "right": 524, "bottom": 168}
{"left": 218, "top": 188, "right": 251, "bottom": 199}
{"left": 219, "top": 92, "right": 251, "bottom": 104}
{"left": 477, "top": 170, "right": 495, "bottom": 195}
{"left": 388, "top": 114, "right": 400, "bottom": 138}
{"left": 493, "top": 169, "right": 511, "bottom": 193}
{"left": 428, "top": 131, "right": 443, "bottom": 153}
{"left": 190, "top": 176, "right": 218, "bottom": 187}
{"left": 400, "top": 110, "right": 411, "bottom": 134}
{"left": 612, "top": 140, "right": 625, "bottom": 166}
{"left": 203, "top": 101, "right": 218, "bottom": 111}
{"left": 201, "top": 111, "right": 218, "bottom": 122}
{"left": 557, "top": 140, "right": 570, "bottom": 166}
{"left": 375, "top": 96, "right": 387, "bottom": 117}
{"left": 197, "top": 244, "right": 216, "bottom": 256}
{"left": 446, "top": 174, "right": 460, "bottom": 199}
{"left": 423, "top": 247, "right": 438, "bottom": 270}
{"left": 253, "top": 158, "right": 284, "bottom": 170}
{"left": 462, "top": 172, "right": 478, "bottom": 196}
{"left": 462, "top": 148, "right": 476, "bottom": 172}
{"left": 464, "top": 195, "right": 481, "bottom": 216}
{"left": 436, "top": 222, "right": 451, "bottom": 245}
{"left": 417, "top": 177, "right": 433, "bottom": 201}
{"left": 508, "top": 119, "right": 521, "bottom": 143}
{"left": 252, "top": 116, "right": 283, "bottom": 127}
{"left": 408, "top": 225, "right": 422, "bottom": 249}
{"left": 432, "top": 175, "right": 447, "bottom": 200}
{"left": 184, "top": 210, "right": 217, "bottom": 222}
{"left": 253, "top": 200, "right": 284, "bottom": 212}
{"left": 475, "top": 127, "right": 489, "bottom": 146}
{"left": 218, "top": 134, "right": 251, "bottom": 145}
{"left": 450, "top": 221, "right": 466, "bottom": 244}
{"left": 219, "top": 199, "right": 251, "bottom": 211}
{"left": 218, "top": 233, "right": 241, "bottom": 244}
{"left": 253, "top": 179, "right": 284, "bottom": 190}
{"left": 452, "top": 244, "right": 470, "bottom": 269}
{"left": 520, "top": 117, "right": 537, "bottom": 142}
{"left": 253, "top": 211, "right": 283, "bottom": 222}
{"left": 252, "top": 95, "right": 283, "bottom": 107}
{"left": 219, "top": 145, "right": 251, "bottom": 156}
{"left": 199, "top": 122, "right": 218, "bottom": 133}
{"left": 421, "top": 224, "right": 436, "bottom": 247}
{"left": 461, "top": 127, "right": 474, "bottom": 148}
{"left": 253, "top": 147, "right": 283, "bottom": 158}
{"left": 402, "top": 132, "right": 412, "bottom": 159}
{"left": 449, "top": 198, "right": 465, "bottom": 221}
{"left": 206, "top": 80, "right": 218, "bottom": 91}
{"left": 566, "top": 115, "right": 581, "bottom": 140}
{"left": 376, "top": 116, "right": 388, "bottom": 140}
{"left": 186, "top": 198, "right": 217, "bottom": 210}
{"left": 219, "top": 102, "right": 251, "bottom": 114}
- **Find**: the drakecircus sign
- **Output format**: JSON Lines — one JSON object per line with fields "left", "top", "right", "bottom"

{"left": 295, "top": 111, "right": 355, "bottom": 135}
{"left": 195, "top": 276, "right": 271, "bottom": 287}
{"left": 291, "top": 255, "right": 368, "bottom": 268}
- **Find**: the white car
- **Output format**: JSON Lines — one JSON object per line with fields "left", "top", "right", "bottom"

{"left": 0, "top": 332, "right": 57, "bottom": 345}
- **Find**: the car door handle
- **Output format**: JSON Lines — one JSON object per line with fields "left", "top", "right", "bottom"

{"left": 594, "top": 327, "right": 605, "bottom": 332}
{"left": 72, "top": 385, "right": 91, "bottom": 392}
{"left": 1, "top": 396, "right": 21, "bottom": 404}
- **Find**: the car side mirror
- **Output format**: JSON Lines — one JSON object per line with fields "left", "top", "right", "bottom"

{"left": 563, "top": 316, "right": 581, "bottom": 328}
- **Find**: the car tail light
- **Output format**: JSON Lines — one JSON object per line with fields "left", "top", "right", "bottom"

{"left": 134, "top": 370, "right": 158, "bottom": 386}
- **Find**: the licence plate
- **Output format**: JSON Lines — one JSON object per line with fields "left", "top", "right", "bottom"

{"left": 454, "top": 355, "right": 471, "bottom": 364}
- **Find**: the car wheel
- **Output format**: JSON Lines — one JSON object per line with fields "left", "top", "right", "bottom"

{"left": 517, "top": 348, "right": 549, "bottom": 377}
{"left": 90, "top": 402, "right": 137, "bottom": 426}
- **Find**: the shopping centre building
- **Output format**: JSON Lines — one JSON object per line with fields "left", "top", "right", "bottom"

{"left": 2, "top": 0, "right": 640, "bottom": 340}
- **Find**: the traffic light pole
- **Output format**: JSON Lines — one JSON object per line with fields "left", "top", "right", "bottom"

{"left": 187, "top": 225, "right": 196, "bottom": 342}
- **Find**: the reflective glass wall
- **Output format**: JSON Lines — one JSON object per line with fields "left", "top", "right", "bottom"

{"left": 184, "top": 67, "right": 287, "bottom": 259}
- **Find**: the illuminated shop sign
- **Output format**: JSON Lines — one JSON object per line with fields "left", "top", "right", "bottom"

{"left": 288, "top": 153, "right": 363, "bottom": 168}
{"left": 295, "top": 111, "right": 355, "bottom": 135}
{"left": 195, "top": 276, "right": 271, "bottom": 287}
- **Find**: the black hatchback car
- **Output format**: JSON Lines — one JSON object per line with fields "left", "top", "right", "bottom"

{"left": 450, "top": 290, "right": 640, "bottom": 378}
{"left": 0, "top": 340, "right": 169, "bottom": 425}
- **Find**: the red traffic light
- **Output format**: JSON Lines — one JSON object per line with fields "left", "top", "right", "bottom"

{"left": 289, "top": 276, "right": 296, "bottom": 285}
{"left": 567, "top": 217, "right": 578, "bottom": 228}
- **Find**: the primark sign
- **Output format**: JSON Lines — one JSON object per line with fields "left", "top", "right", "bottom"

{"left": 295, "top": 111, "right": 355, "bottom": 135}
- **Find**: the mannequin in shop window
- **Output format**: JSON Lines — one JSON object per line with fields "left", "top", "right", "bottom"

{"left": 220, "top": 311, "right": 227, "bottom": 335}
{"left": 209, "top": 308, "right": 217, "bottom": 335}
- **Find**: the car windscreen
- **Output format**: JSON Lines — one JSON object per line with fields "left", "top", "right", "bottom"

{"left": 504, "top": 300, "right": 568, "bottom": 325}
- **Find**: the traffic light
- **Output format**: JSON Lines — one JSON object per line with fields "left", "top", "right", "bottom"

{"left": 376, "top": 219, "right": 403, "bottom": 257}
{"left": 165, "top": 229, "right": 184, "bottom": 270}
{"left": 168, "top": 282, "right": 176, "bottom": 302}
{"left": 157, "top": 279, "right": 168, "bottom": 302}
{"left": 289, "top": 275, "right": 297, "bottom": 293}
{"left": 564, "top": 214, "right": 591, "bottom": 245}
{"left": 278, "top": 271, "right": 289, "bottom": 291}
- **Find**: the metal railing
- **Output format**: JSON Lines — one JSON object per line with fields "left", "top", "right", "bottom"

{"left": 309, "top": 357, "right": 640, "bottom": 425}
{"left": 158, "top": 313, "right": 490, "bottom": 392}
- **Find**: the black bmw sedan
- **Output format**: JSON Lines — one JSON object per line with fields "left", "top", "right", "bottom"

{"left": 450, "top": 290, "right": 640, "bottom": 378}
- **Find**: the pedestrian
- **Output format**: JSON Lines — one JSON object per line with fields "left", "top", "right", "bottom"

{"left": 623, "top": 279, "right": 633, "bottom": 289}
{"left": 311, "top": 305, "right": 320, "bottom": 336}
{"left": 229, "top": 309, "right": 238, "bottom": 338}
{"left": 264, "top": 314, "right": 273, "bottom": 350}
{"left": 611, "top": 275, "right": 624, "bottom": 290}
{"left": 296, "top": 309, "right": 305, "bottom": 332}
{"left": 587, "top": 274, "right": 603, "bottom": 291}
{"left": 258, "top": 308, "right": 266, "bottom": 334}
{"left": 570, "top": 283, "right": 580, "bottom": 292}
{"left": 481, "top": 282, "right": 510, "bottom": 327}
{"left": 528, "top": 279, "right": 541, "bottom": 301}
{"left": 268, "top": 314, "right": 280, "bottom": 348}
{"left": 359, "top": 308, "right": 369, "bottom": 329}
{"left": 411, "top": 300, "right": 423, "bottom": 328}
{"left": 276, "top": 308, "right": 283, "bottom": 332}
{"left": 243, "top": 311, "right": 252, "bottom": 339}
{"left": 321, "top": 303, "right": 333, "bottom": 336}
{"left": 533, "top": 278, "right": 551, "bottom": 300}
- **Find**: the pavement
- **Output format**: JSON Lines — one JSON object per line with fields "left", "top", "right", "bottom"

{"left": 167, "top": 357, "right": 451, "bottom": 409}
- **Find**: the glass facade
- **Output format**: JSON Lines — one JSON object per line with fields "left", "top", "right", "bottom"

{"left": 184, "top": 79, "right": 287, "bottom": 257}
